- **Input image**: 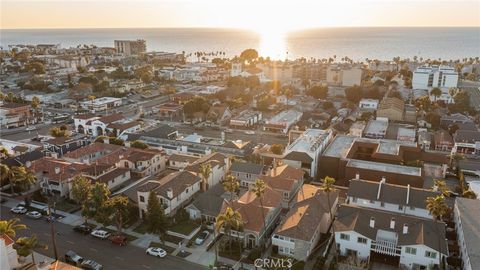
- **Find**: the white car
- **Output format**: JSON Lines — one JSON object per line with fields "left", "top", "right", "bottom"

{"left": 146, "top": 247, "right": 167, "bottom": 258}
{"left": 25, "top": 126, "right": 37, "bottom": 131}
{"left": 26, "top": 211, "right": 42, "bottom": 219}
{"left": 195, "top": 230, "right": 210, "bottom": 245}
{"left": 10, "top": 206, "right": 27, "bottom": 214}
{"left": 90, "top": 230, "right": 111, "bottom": 240}
{"left": 224, "top": 128, "right": 233, "bottom": 133}
{"left": 244, "top": 130, "right": 255, "bottom": 135}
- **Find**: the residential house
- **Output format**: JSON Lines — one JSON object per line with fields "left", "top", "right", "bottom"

{"left": 0, "top": 234, "right": 18, "bottom": 270}
{"left": 335, "top": 204, "right": 448, "bottom": 269}
{"left": 186, "top": 184, "right": 227, "bottom": 222}
{"left": 206, "top": 105, "right": 232, "bottom": 125}
{"left": 230, "top": 161, "right": 264, "bottom": 188}
{"left": 261, "top": 165, "right": 304, "bottom": 208}
{"left": 79, "top": 97, "right": 122, "bottom": 113}
{"left": 453, "top": 130, "right": 480, "bottom": 155}
{"left": 230, "top": 110, "right": 262, "bottom": 128}
{"left": 272, "top": 184, "right": 339, "bottom": 261}
{"left": 453, "top": 197, "right": 480, "bottom": 270}
{"left": 376, "top": 98, "right": 404, "bottom": 122}
{"left": 43, "top": 134, "right": 90, "bottom": 158}
{"left": 185, "top": 152, "right": 229, "bottom": 191}
{"left": 264, "top": 110, "right": 303, "bottom": 134}
{"left": 433, "top": 130, "right": 454, "bottom": 152}
{"left": 74, "top": 113, "right": 125, "bottom": 137}
{"left": 0, "top": 102, "right": 32, "bottom": 128}
{"left": 157, "top": 103, "right": 183, "bottom": 121}
{"left": 168, "top": 153, "right": 200, "bottom": 170}
{"left": 137, "top": 170, "right": 201, "bottom": 217}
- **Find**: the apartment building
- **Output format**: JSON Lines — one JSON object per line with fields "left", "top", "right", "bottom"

{"left": 454, "top": 197, "right": 480, "bottom": 270}
{"left": 114, "top": 39, "right": 146, "bottom": 56}
{"left": 412, "top": 65, "right": 458, "bottom": 90}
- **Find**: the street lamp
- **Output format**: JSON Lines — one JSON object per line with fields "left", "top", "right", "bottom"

{"left": 47, "top": 197, "right": 59, "bottom": 261}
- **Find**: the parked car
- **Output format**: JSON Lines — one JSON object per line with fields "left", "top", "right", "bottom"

{"left": 244, "top": 130, "right": 255, "bottom": 135}
{"left": 73, "top": 224, "right": 93, "bottom": 235}
{"left": 146, "top": 247, "right": 167, "bottom": 258}
{"left": 90, "top": 230, "right": 111, "bottom": 240}
{"left": 25, "top": 126, "right": 37, "bottom": 131}
{"left": 224, "top": 128, "right": 233, "bottom": 133}
{"left": 65, "top": 250, "right": 84, "bottom": 266}
{"left": 195, "top": 230, "right": 210, "bottom": 245}
{"left": 10, "top": 206, "right": 27, "bottom": 214}
{"left": 26, "top": 211, "right": 42, "bottom": 219}
{"left": 108, "top": 235, "right": 127, "bottom": 246}
{"left": 80, "top": 260, "right": 103, "bottom": 270}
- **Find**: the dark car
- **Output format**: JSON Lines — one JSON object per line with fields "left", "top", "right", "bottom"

{"left": 108, "top": 235, "right": 127, "bottom": 246}
{"left": 73, "top": 224, "right": 93, "bottom": 235}
{"left": 65, "top": 250, "right": 84, "bottom": 266}
{"left": 81, "top": 260, "right": 103, "bottom": 270}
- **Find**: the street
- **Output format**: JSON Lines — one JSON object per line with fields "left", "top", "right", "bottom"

{"left": 0, "top": 206, "right": 203, "bottom": 270}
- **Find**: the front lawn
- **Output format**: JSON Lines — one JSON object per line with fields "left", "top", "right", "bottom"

{"left": 169, "top": 220, "right": 199, "bottom": 236}
{"left": 133, "top": 222, "right": 149, "bottom": 234}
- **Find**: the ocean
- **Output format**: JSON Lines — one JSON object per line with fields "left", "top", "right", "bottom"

{"left": 1, "top": 27, "right": 479, "bottom": 61}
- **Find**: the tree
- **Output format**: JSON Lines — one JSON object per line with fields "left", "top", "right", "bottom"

{"left": 108, "top": 137, "right": 125, "bottom": 146}
{"left": 426, "top": 195, "right": 448, "bottom": 221}
{"left": 240, "top": 49, "right": 258, "bottom": 65}
{"left": 221, "top": 175, "right": 240, "bottom": 203}
{"left": 199, "top": 163, "right": 212, "bottom": 191}
{"left": 0, "top": 164, "right": 15, "bottom": 194}
{"left": 270, "top": 144, "right": 284, "bottom": 155}
{"left": 433, "top": 179, "right": 449, "bottom": 196}
{"left": 104, "top": 196, "right": 130, "bottom": 234}
{"left": 322, "top": 101, "right": 334, "bottom": 110}
{"left": 0, "top": 218, "right": 27, "bottom": 238}
{"left": 430, "top": 87, "right": 442, "bottom": 102}
{"left": 462, "top": 189, "right": 477, "bottom": 199}
{"left": 15, "top": 170, "right": 36, "bottom": 191}
{"left": 88, "top": 183, "right": 111, "bottom": 223}
{"left": 252, "top": 179, "right": 267, "bottom": 243}
{"left": 146, "top": 191, "right": 168, "bottom": 240}
{"left": 14, "top": 235, "right": 47, "bottom": 264}
{"left": 49, "top": 127, "right": 70, "bottom": 137}
{"left": 415, "top": 96, "right": 431, "bottom": 111}
{"left": 71, "top": 176, "right": 92, "bottom": 223}
{"left": 425, "top": 112, "right": 441, "bottom": 130}
{"left": 321, "top": 176, "right": 337, "bottom": 262}
{"left": 31, "top": 96, "right": 40, "bottom": 111}
{"left": 345, "top": 85, "right": 363, "bottom": 103}
{"left": 215, "top": 207, "right": 243, "bottom": 254}
{"left": 131, "top": 140, "right": 148, "bottom": 149}
{"left": 306, "top": 86, "right": 328, "bottom": 99}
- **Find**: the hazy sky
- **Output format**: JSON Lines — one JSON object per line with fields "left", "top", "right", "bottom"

{"left": 1, "top": 0, "right": 479, "bottom": 30}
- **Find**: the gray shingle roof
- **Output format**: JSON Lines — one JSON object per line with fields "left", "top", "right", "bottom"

{"left": 230, "top": 161, "right": 264, "bottom": 175}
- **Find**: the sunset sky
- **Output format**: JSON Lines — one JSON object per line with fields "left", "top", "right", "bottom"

{"left": 1, "top": 0, "right": 479, "bottom": 30}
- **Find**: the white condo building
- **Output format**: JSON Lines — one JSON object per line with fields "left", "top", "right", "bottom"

{"left": 282, "top": 129, "right": 333, "bottom": 178}
{"left": 454, "top": 198, "right": 480, "bottom": 270}
{"left": 412, "top": 65, "right": 458, "bottom": 90}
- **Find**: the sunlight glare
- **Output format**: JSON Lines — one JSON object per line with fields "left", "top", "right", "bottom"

{"left": 258, "top": 29, "right": 288, "bottom": 60}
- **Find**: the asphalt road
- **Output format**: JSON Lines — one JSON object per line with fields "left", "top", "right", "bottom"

{"left": 0, "top": 206, "right": 203, "bottom": 270}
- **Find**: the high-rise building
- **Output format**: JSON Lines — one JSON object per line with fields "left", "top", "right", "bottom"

{"left": 412, "top": 65, "right": 458, "bottom": 90}
{"left": 114, "top": 39, "right": 146, "bottom": 56}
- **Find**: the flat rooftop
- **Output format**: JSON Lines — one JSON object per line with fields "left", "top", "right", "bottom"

{"left": 323, "top": 135, "right": 417, "bottom": 158}
{"left": 83, "top": 97, "right": 121, "bottom": 105}
{"left": 286, "top": 129, "right": 330, "bottom": 153}
{"left": 267, "top": 109, "right": 302, "bottom": 124}
{"left": 347, "top": 159, "right": 422, "bottom": 176}
{"left": 232, "top": 110, "right": 261, "bottom": 121}
{"left": 364, "top": 119, "right": 388, "bottom": 135}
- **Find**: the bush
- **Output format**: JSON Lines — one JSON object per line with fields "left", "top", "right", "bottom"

{"left": 313, "top": 257, "right": 326, "bottom": 270}
{"left": 247, "top": 247, "right": 262, "bottom": 261}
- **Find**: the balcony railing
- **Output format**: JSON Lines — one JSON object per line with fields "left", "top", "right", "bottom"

{"left": 371, "top": 238, "right": 401, "bottom": 256}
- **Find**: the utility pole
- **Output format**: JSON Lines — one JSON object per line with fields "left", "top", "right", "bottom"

{"left": 47, "top": 199, "right": 59, "bottom": 261}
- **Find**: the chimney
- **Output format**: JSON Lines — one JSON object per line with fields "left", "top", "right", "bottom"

{"left": 403, "top": 224, "right": 409, "bottom": 234}
{"left": 406, "top": 184, "right": 411, "bottom": 205}
{"left": 390, "top": 218, "right": 395, "bottom": 229}
{"left": 377, "top": 180, "right": 384, "bottom": 200}
{"left": 369, "top": 217, "right": 375, "bottom": 228}
{"left": 54, "top": 167, "right": 60, "bottom": 174}
{"left": 166, "top": 188, "right": 173, "bottom": 199}
{"left": 355, "top": 172, "right": 360, "bottom": 180}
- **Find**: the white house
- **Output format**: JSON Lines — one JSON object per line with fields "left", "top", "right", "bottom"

{"left": 79, "top": 97, "right": 122, "bottom": 113}
{"left": 454, "top": 197, "right": 480, "bottom": 270}
{"left": 412, "top": 65, "right": 458, "bottom": 90}
{"left": 137, "top": 171, "right": 201, "bottom": 217}
{"left": 335, "top": 204, "right": 448, "bottom": 270}
{"left": 347, "top": 178, "right": 449, "bottom": 220}
{"left": 0, "top": 235, "right": 18, "bottom": 270}
{"left": 185, "top": 152, "right": 230, "bottom": 191}
{"left": 272, "top": 184, "right": 339, "bottom": 261}
{"left": 359, "top": 99, "right": 379, "bottom": 110}
{"left": 283, "top": 129, "right": 332, "bottom": 178}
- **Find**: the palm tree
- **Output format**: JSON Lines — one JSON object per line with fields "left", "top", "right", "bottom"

{"left": 462, "top": 189, "right": 477, "bottom": 199}
{"left": 433, "top": 179, "right": 449, "bottom": 197}
{"left": 199, "top": 163, "right": 212, "bottom": 192}
{"left": 321, "top": 176, "right": 337, "bottom": 262}
{"left": 0, "top": 218, "right": 27, "bottom": 238}
{"left": 251, "top": 178, "right": 267, "bottom": 243}
{"left": 0, "top": 147, "right": 10, "bottom": 158}
{"left": 14, "top": 234, "right": 47, "bottom": 264}
{"left": 215, "top": 207, "right": 243, "bottom": 255}
{"left": 430, "top": 87, "right": 442, "bottom": 102}
{"left": 425, "top": 195, "right": 448, "bottom": 267}
{"left": 16, "top": 171, "right": 36, "bottom": 192}
{"left": 221, "top": 175, "right": 239, "bottom": 203}
{"left": 449, "top": 152, "right": 464, "bottom": 170}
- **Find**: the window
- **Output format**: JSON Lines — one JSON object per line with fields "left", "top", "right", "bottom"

{"left": 405, "top": 247, "right": 417, "bottom": 255}
{"left": 398, "top": 205, "right": 403, "bottom": 210}
{"left": 380, "top": 202, "right": 385, "bottom": 207}
{"left": 357, "top": 237, "right": 367, "bottom": 244}
{"left": 340, "top": 233, "right": 350, "bottom": 241}
{"left": 425, "top": 251, "right": 436, "bottom": 259}
{"left": 139, "top": 196, "right": 145, "bottom": 202}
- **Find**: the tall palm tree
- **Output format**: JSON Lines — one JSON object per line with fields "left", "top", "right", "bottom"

{"left": 462, "top": 189, "right": 477, "bottom": 199}
{"left": 215, "top": 207, "right": 243, "bottom": 254}
{"left": 430, "top": 87, "right": 442, "bottom": 102}
{"left": 433, "top": 179, "right": 449, "bottom": 197}
{"left": 221, "top": 175, "right": 239, "bottom": 203}
{"left": 10, "top": 166, "right": 28, "bottom": 193}
{"left": 0, "top": 218, "right": 27, "bottom": 238}
{"left": 14, "top": 234, "right": 47, "bottom": 264}
{"left": 321, "top": 176, "right": 337, "bottom": 262}
{"left": 251, "top": 179, "right": 267, "bottom": 243}
{"left": 199, "top": 163, "right": 212, "bottom": 192}
{"left": 426, "top": 195, "right": 448, "bottom": 267}
{"left": 449, "top": 152, "right": 464, "bottom": 170}
{"left": 16, "top": 171, "right": 36, "bottom": 192}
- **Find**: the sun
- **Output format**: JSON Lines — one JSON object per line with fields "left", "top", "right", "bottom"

{"left": 256, "top": 27, "right": 288, "bottom": 61}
